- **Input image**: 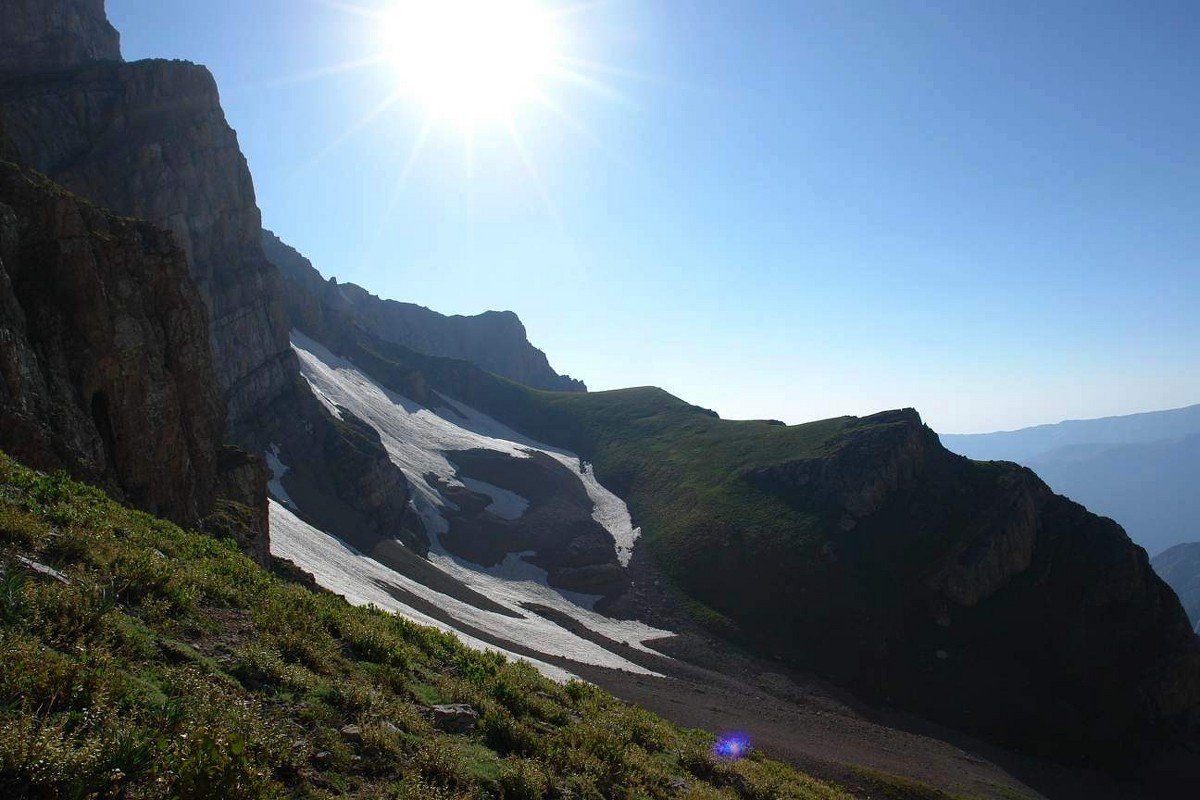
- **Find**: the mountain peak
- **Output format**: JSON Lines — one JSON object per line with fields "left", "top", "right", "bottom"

{"left": 0, "top": 0, "right": 122, "bottom": 73}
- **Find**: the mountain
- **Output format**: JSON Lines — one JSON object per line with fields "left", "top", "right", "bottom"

{"left": 1153, "top": 543, "right": 1200, "bottom": 634}
{"left": 0, "top": 0, "right": 420, "bottom": 557}
{"left": 0, "top": 451, "right": 863, "bottom": 800}
{"left": 942, "top": 406, "right": 1200, "bottom": 556}
{"left": 275, "top": 317, "right": 1200, "bottom": 766}
{"left": 941, "top": 404, "right": 1200, "bottom": 463}
{"left": 3, "top": 1, "right": 1200, "bottom": 794}
{"left": 0, "top": 0, "right": 120, "bottom": 72}
{"left": 0, "top": 154, "right": 224, "bottom": 528}
{"left": 262, "top": 229, "right": 586, "bottom": 392}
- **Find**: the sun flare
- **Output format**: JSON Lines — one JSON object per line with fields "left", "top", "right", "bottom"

{"left": 379, "top": 0, "right": 562, "bottom": 124}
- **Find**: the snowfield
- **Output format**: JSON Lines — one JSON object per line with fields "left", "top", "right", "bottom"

{"left": 291, "top": 332, "right": 640, "bottom": 565}
{"left": 267, "top": 333, "right": 674, "bottom": 679}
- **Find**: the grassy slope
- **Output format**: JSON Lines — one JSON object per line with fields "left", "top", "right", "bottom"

{"left": 342, "top": 335, "right": 894, "bottom": 628}
{"left": 0, "top": 451, "right": 856, "bottom": 800}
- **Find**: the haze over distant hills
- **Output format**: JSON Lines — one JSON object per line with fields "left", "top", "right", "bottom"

{"left": 941, "top": 404, "right": 1200, "bottom": 557}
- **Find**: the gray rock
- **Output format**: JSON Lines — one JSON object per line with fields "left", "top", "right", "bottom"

{"left": 263, "top": 229, "right": 586, "bottom": 392}
{"left": 429, "top": 703, "right": 479, "bottom": 734}
{"left": 0, "top": 0, "right": 121, "bottom": 73}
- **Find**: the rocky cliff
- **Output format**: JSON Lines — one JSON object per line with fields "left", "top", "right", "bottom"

{"left": 0, "top": 159, "right": 223, "bottom": 526}
{"left": 0, "top": 0, "right": 418, "bottom": 554}
{"left": 740, "top": 410, "right": 1200, "bottom": 762}
{"left": 0, "top": 61, "right": 295, "bottom": 433}
{"left": 262, "top": 229, "right": 586, "bottom": 392}
{"left": 0, "top": 0, "right": 121, "bottom": 73}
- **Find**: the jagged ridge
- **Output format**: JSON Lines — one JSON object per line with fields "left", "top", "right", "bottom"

{"left": 263, "top": 229, "right": 586, "bottom": 393}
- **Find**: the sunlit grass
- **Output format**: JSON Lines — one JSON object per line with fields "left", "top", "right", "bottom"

{"left": 0, "top": 451, "right": 853, "bottom": 799}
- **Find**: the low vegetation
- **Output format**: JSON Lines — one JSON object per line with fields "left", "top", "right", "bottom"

{"left": 0, "top": 451, "right": 855, "bottom": 799}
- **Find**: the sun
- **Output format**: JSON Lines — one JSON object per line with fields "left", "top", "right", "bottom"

{"left": 379, "top": 0, "right": 562, "bottom": 125}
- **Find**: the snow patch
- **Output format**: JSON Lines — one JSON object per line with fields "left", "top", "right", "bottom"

{"left": 264, "top": 444, "right": 296, "bottom": 509}
{"left": 284, "top": 332, "right": 674, "bottom": 665}
{"left": 269, "top": 500, "right": 661, "bottom": 678}
{"left": 458, "top": 476, "right": 529, "bottom": 520}
{"left": 291, "top": 331, "right": 639, "bottom": 565}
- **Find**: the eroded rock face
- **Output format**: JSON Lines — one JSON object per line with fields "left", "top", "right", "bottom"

{"left": 263, "top": 229, "right": 586, "bottom": 392}
{"left": 0, "top": 0, "right": 121, "bottom": 73}
{"left": 0, "top": 4, "right": 415, "bottom": 556}
{"left": 742, "top": 409, "right": 1200, "bottom": 762}
{"left": 0, "top": 161, "right": 222, "bottom": 526}
{"left": 0, "top": 60, "right": 294, "bottom": 433}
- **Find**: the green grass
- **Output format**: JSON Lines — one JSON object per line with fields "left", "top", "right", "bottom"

{"left": 337, "top": 333, "right": 916, "bottom": 640}
{"left": 0, "top": 451, "right": 856, "bottom": 800}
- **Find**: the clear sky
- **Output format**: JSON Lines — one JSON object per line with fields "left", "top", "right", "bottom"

{"left": 106, "top": 0, "right": 1200, "bottom": 434}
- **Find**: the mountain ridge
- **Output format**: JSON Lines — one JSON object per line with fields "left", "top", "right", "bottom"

{"left": 262, "top": 229, "right": 586, "bottom": 393}
{"left": 941, "top": 405, "right": 1200, "bottom": 558}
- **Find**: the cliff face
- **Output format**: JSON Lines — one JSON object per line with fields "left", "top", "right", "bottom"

{"left": 0, "top": 61, "right": 294, "bottom": 433}
{"left": 0, "top": 0, "right": 121, "bottom": 73}
{"left": 262, "top": 229, "right": 586, "bottom": 392}
{"left": 742, "top": 410, "right": 1200, "bottom": 761}
{"left": 0, "top": 2, "right": 417, "bottom": 555}
{"left": 0, "top": 160, "right": 222, "bottom": 526}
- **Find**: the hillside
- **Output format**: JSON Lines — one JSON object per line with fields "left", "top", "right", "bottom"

{"left": 3, "top": 2, "right": 1200, "bottom": 796}
{"left": 940, "top": 404, "right": 1200, "bottom": 463}
{"left": 277, "top": 316, "right": 1200, "bottom": 767}
{"left": 0, "top": 450, "right": 864, "bottom": 799}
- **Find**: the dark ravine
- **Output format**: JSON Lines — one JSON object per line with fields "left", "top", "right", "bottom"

{"left": 263, "top": 229, "right": 586, "bottom": 392}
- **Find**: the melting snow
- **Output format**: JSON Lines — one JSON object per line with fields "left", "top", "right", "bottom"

{"left": 265, "top": 444, "right": 296, "bottom": 509}
{"left": 456, "top": 476, "right": 530, "bottom": 520}
{"left": 291, "top": 331, "right": 639, "bottom": 565}
{"left": 270, "top": 499, "right": 663, "bottom": 678}
{"left": 269, "top": 332, "right": 675, "bottom": 678}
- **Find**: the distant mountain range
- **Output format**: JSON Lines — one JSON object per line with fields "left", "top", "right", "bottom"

{"left": 941, "top": 405, "right": 1200, "bottom": 558}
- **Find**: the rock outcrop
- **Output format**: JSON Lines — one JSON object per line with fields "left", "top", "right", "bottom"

{"left": 0, "top": 160, "right": 222, "bottom": 526}
{"left": 0, "top": 1, "right": 418, "bottom": 555}
{"left": 0, "top": 60, "right": 294, "bottom": 434}
{"left": 741, "top": 409, "right": 1200, "bottom": 762}
{"left": 262, "top": 229, "right": 586, "bottom": 392}
{"left": 0, "top": 0, "right": 121, "bottom": 74}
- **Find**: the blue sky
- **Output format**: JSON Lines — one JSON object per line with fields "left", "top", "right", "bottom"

{"left": 107, "top": 0, "right": 1200, "bottom": 433}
